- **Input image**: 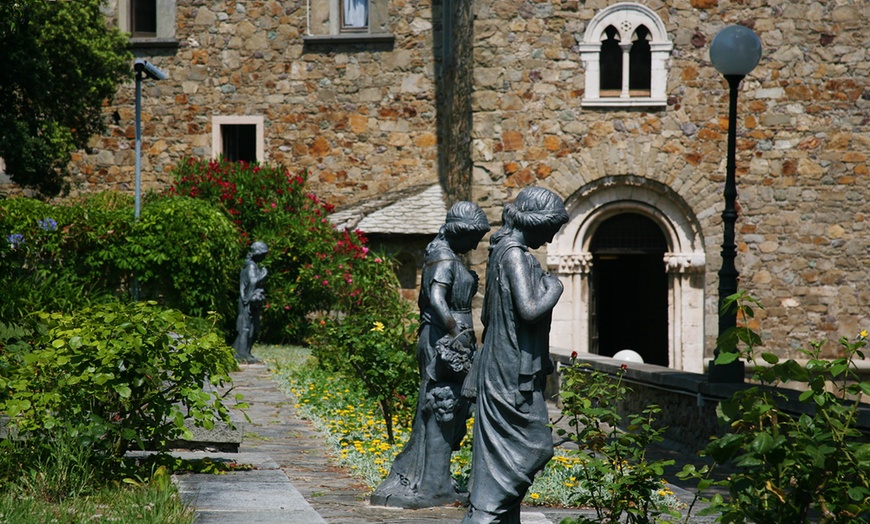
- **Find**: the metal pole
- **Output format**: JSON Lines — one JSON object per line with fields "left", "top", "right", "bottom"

{"left": 135, "top": 71, "right": 142, "bottom": 220}
{"left": 710, "top": 74, "right": 745, "bottom": 383}
{"left": 133, "top": 70, "right": 142, "bottom": 301}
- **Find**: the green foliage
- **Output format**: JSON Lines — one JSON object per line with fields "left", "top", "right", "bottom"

{"left": 685, "top": 291, "right": 870, "bottom": 524}
{"left": 0, "top": 463, "right": 193, "bottom": 524}
{"left": 556, "top": 360, "right": 681, "bottom": 524}
{"left": 0, "top": 194, "right": 239, "bottom": 325}
{"left": 0, "top": 302, "right": 241, "bottom": 466}
{"left": 307, "top": 285, "right": 420, "bottom": 444}
{"left": 167, "top": 158, "right": 379, "bottom": 342}
{"left": 123, "top": 196, "right": 241, "bottom": 322}
{"left": 0, "top": 0, "right": 131, "bottom": 196}
{"left": 0, "top": 429, "right": 98, "bottom": 503}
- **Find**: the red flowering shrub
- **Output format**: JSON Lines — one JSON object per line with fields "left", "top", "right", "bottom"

{"left": 166, "top": 158, "right": 400, "bottom": 342}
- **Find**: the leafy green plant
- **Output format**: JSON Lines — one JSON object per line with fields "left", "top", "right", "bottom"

{"left": 0, "top": 0, "right": 131, "bottom": 196}
{"left": 0, "top": 193, "right": 239, "bottom": 325}
{"left": 556, "top": 358, "right": 681, "bottom": 524}
{"left": 308, "top": 303, "right": 419, "bottom": 445}
{"left": 165, "top": 158, "right": 380, "bottom": 343}
{"left": 122, "top": 196, "right": 240, "bottom": 322}
{"left": 682, "top": 291, "right": 870, "bottom": 524}
{"left": 0, "top": 302, "right": 243, "bottom": 465}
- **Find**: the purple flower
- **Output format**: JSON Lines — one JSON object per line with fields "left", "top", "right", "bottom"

{"left": 38, "top": 218, "right": 58, "bottom": 231}
{"left": 6, "top": 233, "right": 24, "bottom": 248}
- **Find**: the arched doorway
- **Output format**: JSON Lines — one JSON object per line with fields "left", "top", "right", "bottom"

{"left": 547, "top": 176, "right": 707, "bottom": 373}
{"left": 589, "top": 213, "right": 668, "bottom": 366}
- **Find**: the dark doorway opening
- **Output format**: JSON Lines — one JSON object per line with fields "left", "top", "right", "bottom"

{"left": 590, "top": 213, "right": 668, "bottom": 366}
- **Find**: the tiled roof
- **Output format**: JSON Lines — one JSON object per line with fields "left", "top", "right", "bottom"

{"left": 329, "top": 183, "right": 447, "bottom": 235}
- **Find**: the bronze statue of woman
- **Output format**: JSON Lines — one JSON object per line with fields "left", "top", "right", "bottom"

{"left": 370, "top": 201, "right": 490, "bottom": 509}
{"left": 461, "top": 187, "right": 568, "bottom": 524}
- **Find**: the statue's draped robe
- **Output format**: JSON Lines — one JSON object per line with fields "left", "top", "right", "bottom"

{"left": 370, "top": 238, "right": 477, "bottom": 508}
{"left": 462, "top": 236, "right": 554, "bottom": 524}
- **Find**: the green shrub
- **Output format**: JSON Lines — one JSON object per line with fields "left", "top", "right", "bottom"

{"left": 681, "top": 291, "right": 870, "bottom": 524}
{"left": 123, "top": 196, "right": 240, "bottom": 323}
{"left": 166, "top": 158, "right": 380, "bottom": 343}
{"left": 556, "top": 359, "right": 681, "bottom": 524}
{"left": 0, "top": 302, "right": 240, "bottom": 465}
{"left": 0, "top": 193, "right": 239, "bottom": 326}
{"left": 307, "top": 257, "right": 420, "bottom": 444}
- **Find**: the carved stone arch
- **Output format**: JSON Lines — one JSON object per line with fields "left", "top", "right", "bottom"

{"left": 584, "top": 3, "right": 670, "bottom": 45}
{"left": 547, "top": 176, "right": 707, "bottom": 372}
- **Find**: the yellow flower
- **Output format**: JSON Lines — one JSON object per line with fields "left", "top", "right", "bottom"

{"left": 860, "top": 330, "right": 868, "bottom": 339}
{"left": 371, "top": 321, "right": 385, "bottom": 332}
{"left": 530, "top": 493, "right": 540, "bottom": 500}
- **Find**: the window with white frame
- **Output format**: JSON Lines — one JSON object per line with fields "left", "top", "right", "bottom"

{"left": 304, "top": 0, "right": 393, "bottom": 42}
{"left": 579, "top": 3, "right": 672, "bottom": 107}
{"left": 118, "top": 0, "right": 177, "bottom": 44}
{"left": 212, "top": 116, "right": 265, "bottom": 164}
{"left": 341, "top": 0, "right": 369, "bottom": 32}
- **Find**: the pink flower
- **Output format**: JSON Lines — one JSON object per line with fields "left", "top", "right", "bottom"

{"left": 346, "top": 278, "right": 353, "bottom": 284}
{"left": 322, "top": 279, "right": 329, "bottom": 285}
{"left": 374, "top": 257, "right": 382, "bottom": 263}
{"left": 271, "top": 202, "right": 276, "bottom": 209}
{"left": 285, "top": 305, "right": 290, "bottom": 310}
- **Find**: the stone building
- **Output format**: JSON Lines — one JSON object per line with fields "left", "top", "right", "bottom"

{"left": 4, "top": 0, "right": 869, "bottom": 373}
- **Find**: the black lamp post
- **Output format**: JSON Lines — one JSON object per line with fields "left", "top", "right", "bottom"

{"left": 707, "top": 25, "right": 762, "bottom": 383}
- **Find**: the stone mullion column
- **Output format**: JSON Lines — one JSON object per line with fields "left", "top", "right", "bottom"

{"left": 620, "top": 43, "right": 632, "bottom": 98}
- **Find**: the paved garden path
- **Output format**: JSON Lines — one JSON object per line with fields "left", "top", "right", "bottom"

{"left": 178, "top": 362, "right": 719, "bottom": 523}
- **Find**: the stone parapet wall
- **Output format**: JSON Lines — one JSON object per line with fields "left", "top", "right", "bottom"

{"left": 559, "top": 354, "right": 870, "bottom": 456}
{"left": 470, "top": 0, "right": 870, "bottom": 358}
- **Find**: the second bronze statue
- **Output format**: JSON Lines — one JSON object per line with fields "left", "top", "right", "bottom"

{"left": 370, "top": 201, "right": 490, "bottom": 509}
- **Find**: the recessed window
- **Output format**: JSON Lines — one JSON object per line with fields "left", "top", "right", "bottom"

{"left": 222, "top": 125, "right": 257, "bottom": 163}
{"left": 579, "top": 3, "right": 672, "bottom": 108}
{"left": 629, "top": 26, "right": 652, "bottom": 95}
{"left": 131, "top": 0, "right": 157, "bottom": 37}
{"left": 341, "top": 0, "right": 369, "bottom": 33}
{"left": 302, "top": 0, "right": 393, "bottom": 44}
{"left": 118, "top": 0, "right": 178, "bottom": 45}
{"left": 212, "top": 116, "right": 265, "bottom": 164}
{"left": 599, "top": 26, "right": 623, "bottom": 95}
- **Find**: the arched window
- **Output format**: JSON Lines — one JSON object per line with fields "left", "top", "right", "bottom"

{"left": 579, "top": 3, "right": 672, "bottom": 107}
{"left": 629, "top": 26, "right": 652, "bottom": 94}
{"left": 599, "top": 26, "right": 622, "bottom": 94}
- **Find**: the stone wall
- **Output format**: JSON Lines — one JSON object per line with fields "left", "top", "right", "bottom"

{"left": 563, "top": 354, "right": 870, "bottom": 456}
{"left": 469, "top": 0, "right": 870, "bottom": 359}
{"left": 34, "top": 0, "right": 446, "bottom": 209}
{"left": 434, "top": 0, "right": 475, "bottom": 203}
